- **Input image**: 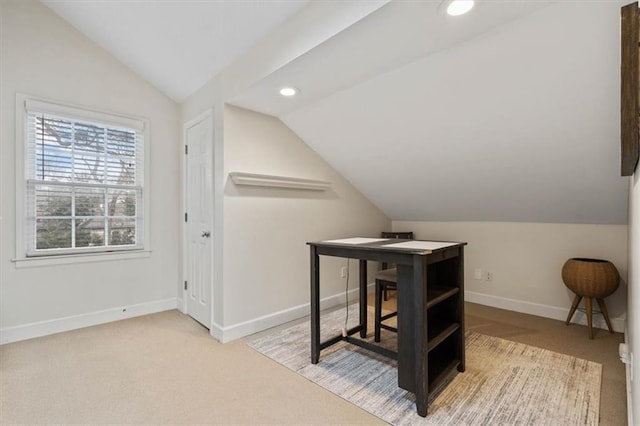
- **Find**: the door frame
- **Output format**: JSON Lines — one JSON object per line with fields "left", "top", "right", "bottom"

{"left": 181, "top": 108, "right": 215, "bottom": 325}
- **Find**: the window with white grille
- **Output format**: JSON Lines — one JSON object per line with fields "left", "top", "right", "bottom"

{"left": 22, "top": 99, "right": 146, "bottom": 257}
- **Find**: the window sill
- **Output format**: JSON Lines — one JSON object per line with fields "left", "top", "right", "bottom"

{"left": 12, "top": 250, "right": 151, "bottom": 268}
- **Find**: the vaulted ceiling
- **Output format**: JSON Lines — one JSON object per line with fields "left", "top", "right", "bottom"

{"left": 41, "top": 0, "right": 310, "bottom": 101}
{"left": 42, "top": 0, "right": 630, "bottom": 225}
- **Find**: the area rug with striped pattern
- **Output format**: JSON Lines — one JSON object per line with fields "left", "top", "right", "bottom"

{"left": 248, "top": 306, "right": 602, "bottom": 425}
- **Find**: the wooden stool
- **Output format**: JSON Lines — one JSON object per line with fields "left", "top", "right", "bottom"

{"left": 373, "top": 231, "right": 413, "bottom": 342}
{"left": 562, "top": 258, "right": 620, "bottom": 339}
{"left": 374, "top": 268, "right": 398, "bottom": 342}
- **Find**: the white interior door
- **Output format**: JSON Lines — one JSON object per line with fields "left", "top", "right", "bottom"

{"left": 184, "top": 113, "right": 213, "bottom": 328}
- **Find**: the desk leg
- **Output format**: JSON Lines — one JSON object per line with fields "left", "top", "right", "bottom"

{"left": 310, "top": 246, "right": 320, "bottom": 364}
{"left": 396, "top": 258, "right": 428, "bottom": 417}
{"left": 359, "top": 259, "right": 367, "bottom": 338}
{"left": 397, "top": 265, "right": 414, "bottom": 391}
{"left": 413, "top": 255, "right": 429, "bottom": 417}
{"left": 457, "top": 247, "right": 466, "bottom": 373}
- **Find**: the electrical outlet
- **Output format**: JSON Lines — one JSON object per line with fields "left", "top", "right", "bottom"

{"left": 341, "top": 266, "right": 347, "bottom": 278}
{"left": 473, "top": 268, "right": 482, "bottom": 280}
{"left": 485, "top": 271, "right": 493, "bottom": 281}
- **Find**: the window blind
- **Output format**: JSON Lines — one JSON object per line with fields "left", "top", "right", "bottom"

{"left": 24, "top": 103, "right": 145, "bottom": 256}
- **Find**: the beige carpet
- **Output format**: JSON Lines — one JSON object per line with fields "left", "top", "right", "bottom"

{"left": 249, "top": 305, "right": 602, "bottom": 425}
{"left": 0, "top": 303, "right": 623, "bottom": 424}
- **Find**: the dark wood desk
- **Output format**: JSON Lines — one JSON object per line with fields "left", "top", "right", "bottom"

{"left": 308, "top": 238, "right": 467, "bottom": 417}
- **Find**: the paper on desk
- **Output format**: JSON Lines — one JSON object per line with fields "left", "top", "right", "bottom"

{"left": 383, "top": 241, "right": 458, "bottom": 251}
{"left": 322, "top": 237, "right": 388, "bottom": 244}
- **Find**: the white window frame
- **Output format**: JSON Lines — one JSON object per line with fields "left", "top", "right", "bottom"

{"left": 14, "top": 94, "right": 151, "bottom": 267}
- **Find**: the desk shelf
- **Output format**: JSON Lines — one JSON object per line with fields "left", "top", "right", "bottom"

{"left": 428, "top": 322, "right": 460, "bottom": 352}
{"left": 429, "top": 357, "right": 461, "bottom": 391}
{"left": 423, "top": 253, "right": 465, "bottom": 399}
{"left": 427, "top": 286, "right": 459, "bottom": 309}
{"left": 428, "top": 324, "right": 463, "bottom": 390}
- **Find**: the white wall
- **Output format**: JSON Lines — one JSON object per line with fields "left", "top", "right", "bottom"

{"left": 217, "top": 105, "right": 388, "bottom": 340}
{"left": 395, "top": 221, "right": 628, "bottom": 331}
{"left": 181, "top": 2, "right": 392, "bottom": 340}
{"left": 628, "top": 173, "right": 640, "bottom": 423}
{"left": 0, "top": 1, "right": 181, "bottom": 342}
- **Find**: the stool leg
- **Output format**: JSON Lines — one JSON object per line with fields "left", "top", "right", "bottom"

{"left": 596, "top": 298, "right": 615, "bottom": 334}
{"left": 383, "top": 285, "right": 389, "bottom": 301}
{"left": 566, "top": 294, "right": 582, "bottom": 325}
{"left": 585, "top": 297, "right": 593, "bottom": 339}
{"left": 375, "top": 280, "right": 382, "bottom": 342}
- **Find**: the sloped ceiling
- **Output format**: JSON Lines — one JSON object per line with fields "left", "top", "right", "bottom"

{"left": 233, "top": 0, "right": 629, "bottom": 224}
{"left": 41, "top": 0, "right": 310, "bottom": 101}
{"left": 42, "top": 0, "right": 629, "bottom": 224}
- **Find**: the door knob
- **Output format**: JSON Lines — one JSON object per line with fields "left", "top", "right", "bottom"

{"left": 201, "top": 231, "right": 211, "bottom": 238}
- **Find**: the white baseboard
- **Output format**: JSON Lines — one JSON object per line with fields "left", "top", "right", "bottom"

{"left": 0, "top": 298, "right": 178, "bottom": 345}
{"left": 465, "top": 291, "right": 625, "bottom": 333}
{"left": 213, "top": 283, "right": 374, "bottom": 343}
{"left": 210, "top": 321, "right": 224, "bottom": 342}
{"left": 625, "top": 320, "right": 633, "bottom": 426}
{"left": 627, "top": 361, "right": 633, "bottom": 426}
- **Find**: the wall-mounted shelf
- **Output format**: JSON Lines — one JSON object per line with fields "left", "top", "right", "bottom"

{"left": 229, "top": 172, "right": 331, "bottom": 191}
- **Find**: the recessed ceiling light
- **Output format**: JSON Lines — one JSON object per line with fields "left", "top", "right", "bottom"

{"left": 443, "top": 0, "right": 474, "bottom": 16}
{"left": 279, "top": 87, "right": 298, "bottom": 97}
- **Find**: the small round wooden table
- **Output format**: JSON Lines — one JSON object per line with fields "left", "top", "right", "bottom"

{"left": 562, "top": 258, "right": 619, "bottom": 339}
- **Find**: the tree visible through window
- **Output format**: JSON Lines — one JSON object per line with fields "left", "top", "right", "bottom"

{"left": 24, "top": 103, "right": 144, "bottom": 256}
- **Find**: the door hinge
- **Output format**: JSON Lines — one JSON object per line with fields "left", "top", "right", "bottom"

{"left": 185, "top": 212, "right": 188, "bottom": 222}
{"left": 185, "top": 144, "right": 188, "bottom": 154}
{"left": 184, "top": 280, "right": 188, "bottom": 290}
